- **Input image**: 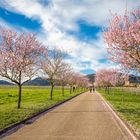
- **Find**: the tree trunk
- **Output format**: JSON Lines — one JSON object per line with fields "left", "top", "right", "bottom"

{"left": 17, "top": 84, "right": 22, "bottom": 109}
{"left": 107, "top": 87, "right": 110, "bottom": 94}
{"left": 62, "top": 85, "right": 64, "bottom": 96}
{"left": 50, "top": 84, "right": 54, "bottom": 100}
{"left": 105, "top": 87, "right": 107, "bottom": 93}
{"left": 70, "top": 86, "right": 72, "bottom": 94}
{"left": 121, "top": 87, "right": 124, "bottom": 103}
{"left": 77, "top": 87, "right": 79, "bottom": 92}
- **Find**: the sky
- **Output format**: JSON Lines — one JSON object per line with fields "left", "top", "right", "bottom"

{"left": 0, "top": 0, "right": 139, "bottom": 75}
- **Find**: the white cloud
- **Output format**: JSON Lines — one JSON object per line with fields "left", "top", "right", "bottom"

{"left": 0, "top": 0, "right": 139, "bottom": 73}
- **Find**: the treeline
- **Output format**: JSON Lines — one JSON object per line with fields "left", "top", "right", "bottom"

{"left": 0, "top": 29, "right": 89, "bottom": 108}
{"left": 95, "top": 69, "right": 128, "bottom": 94}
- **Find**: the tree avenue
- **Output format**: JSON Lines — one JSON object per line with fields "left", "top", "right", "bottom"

{"left": 40, "top": 49, "right": 89, "bottom": 99}
{"left": 56, "top": 64, "right": 72, "bottom": 96}
{"left": 40, "top": 49, "right": 69, "bottom": 100}
{"left": 0, "top": 27, "right": 90, "bottom": 132}
{"left": 0, "top": 29, "right": 89, "bottom": 108}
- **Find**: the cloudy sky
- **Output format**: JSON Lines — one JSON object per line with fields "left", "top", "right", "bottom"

{"left": 0, "top": 0, "right": 139, "bottom": 74}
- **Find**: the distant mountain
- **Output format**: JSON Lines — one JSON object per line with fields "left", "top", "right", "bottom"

{"left": 86, "top": 73, "right": 140, "bottom": 84}
{"left": 0, "top": 80, "right": 14, "bottom": 85}
{"left": 86, "top": 74, "right": 95, "bottom": 83}
{"left": 0, "top": 77, "right": 50, "bottom": 86}
{"left": 1, "top": 74, "right": 139, "bottom": 86}
{"left": 24, "top": 77, "right": 50, "bottom": 86}
{"left": 129, "top": 75, "right": 140, "bottom": 83}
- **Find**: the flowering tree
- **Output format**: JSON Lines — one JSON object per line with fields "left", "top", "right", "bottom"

{"left": 65, "top": 71, "right": 89, "bottom": 93}
{"left": 68, "top": 73, "right": 89, "bottom": 92}
{"left": 83, "top": 77, "right": 90, "bottom": 88}
{"left": 78, "top": 76, "right": 89, "bottom": 91}
{"left": 66, "top": 71, "right": 76, "bottom": 94}
{"left": 104, "top": 9, "right": 140, "bottom": 73}
{"left": 41, "top": 49, "right": 67, "bottom": 100}
{"left": 95, "top": 69, "right": 128, "bottom": 94}
{"left": 73, "top": 73, "right": 81, "bottom": 92}
{"left": 70, "top": 72, "right": 81, "bottom": 92}
{"left": 95, "top": 69, "right": 112, "bottom": 88}
{"left": 0, "top": 29, "right": 43, "bottom": 108}
{"left": 76, "top": 74, "right": 89, "bottom": 91}
{"left": 56, "top": 64, "right": 72, "bottom": 96}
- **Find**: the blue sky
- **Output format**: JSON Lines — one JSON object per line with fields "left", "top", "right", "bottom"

{"left": 0, "top": 0, "right": 139, "bottom": 75}
{"left": 68, "top": 20, "right": 101, "bottom": 41}
{"left": 0, "top": 7, "right": 41, "bottom": 31}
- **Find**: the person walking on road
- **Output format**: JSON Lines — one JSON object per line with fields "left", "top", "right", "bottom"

{"left": 93, "top": 86, "right": 95, "bottom": 93}
{"left": 89, "top": 87, "right": 92, "bottom": 93}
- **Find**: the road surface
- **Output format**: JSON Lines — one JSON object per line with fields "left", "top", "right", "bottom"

{"left": 2, "top": 92, "right": 136, "bottom": 140}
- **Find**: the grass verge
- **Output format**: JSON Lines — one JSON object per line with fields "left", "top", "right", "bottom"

{"left": 97, "top": 87, "right": 140, "bottom": 137}
{"left": 0, "top": 86, "right": 85, "bottom": 130}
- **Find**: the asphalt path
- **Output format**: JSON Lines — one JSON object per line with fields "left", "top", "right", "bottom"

{"left": 2, "top": 92, "right": 136, "bottom": 140}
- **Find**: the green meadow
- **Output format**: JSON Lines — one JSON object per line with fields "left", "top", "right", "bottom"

{"left": 0, "top": 86, "right": 84, "bottom": 130}
{"left": 97, "top": 87, "right": 140, "bottom": 136}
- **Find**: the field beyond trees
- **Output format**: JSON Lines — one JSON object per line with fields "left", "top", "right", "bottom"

{"left": 0, "top": 86, "right": 85, "bottom": 130}
{"left": 97, "top": 87, "right": 140, "bottom": 137}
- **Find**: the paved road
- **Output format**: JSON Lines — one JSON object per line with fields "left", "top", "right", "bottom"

{"left": 2, "top": 92, "right": 135, "bottom": 140}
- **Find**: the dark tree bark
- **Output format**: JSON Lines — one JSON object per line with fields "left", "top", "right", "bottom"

{"left": 70, "top": 86, "right": 72, "bottom": 94}
{"left": 17, "top": 84, "right": 22, "bottom": 109}
{"left": 50, "top": 84, "right": 54, "bottom": 100}
{"left": 62, "top": 85, "right": 64, "bottom": 96}
{"left": 108, "top": 87, "right": 110, "bottom": 94}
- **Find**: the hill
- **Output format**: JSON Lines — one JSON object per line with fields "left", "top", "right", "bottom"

{"left": 24, "top": 77, "right": 50, "bottom": 86}
{"left": 0, "top": 80, "right": 14, "bottom": 85}
{"left": 86, "top": 73, "right": 140, "bottom": 85}
{"left": 86, "top": 74, "right": 95, "bottom": 83}
{"left": 129, "top": 75, "right": 140, "bottom": 83}
{"left": 0, "top": 78, "right": 50, "bottom": 86}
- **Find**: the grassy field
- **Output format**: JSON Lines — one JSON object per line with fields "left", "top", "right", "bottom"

{"left": 0, "top": 86, "right": 85, "bottom": 130}
{"left": 97, "top": 87, "right": 140, "bottom": 137}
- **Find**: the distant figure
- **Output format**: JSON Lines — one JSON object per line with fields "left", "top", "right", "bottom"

{"left": 73, "top": 86, "right": 76, "bottom": 92}
{"left": 93, "top": 86, "right": 95, "bottom": 92}
{"left": 89, "top": 87, "right": 92, "bottom": 93}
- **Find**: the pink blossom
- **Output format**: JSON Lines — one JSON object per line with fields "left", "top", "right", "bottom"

{"left": 104, "top": 9, "right": 140, "bottom": 72}
{"left": 0, "top": 29, "right": 44, "bottom": 108}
